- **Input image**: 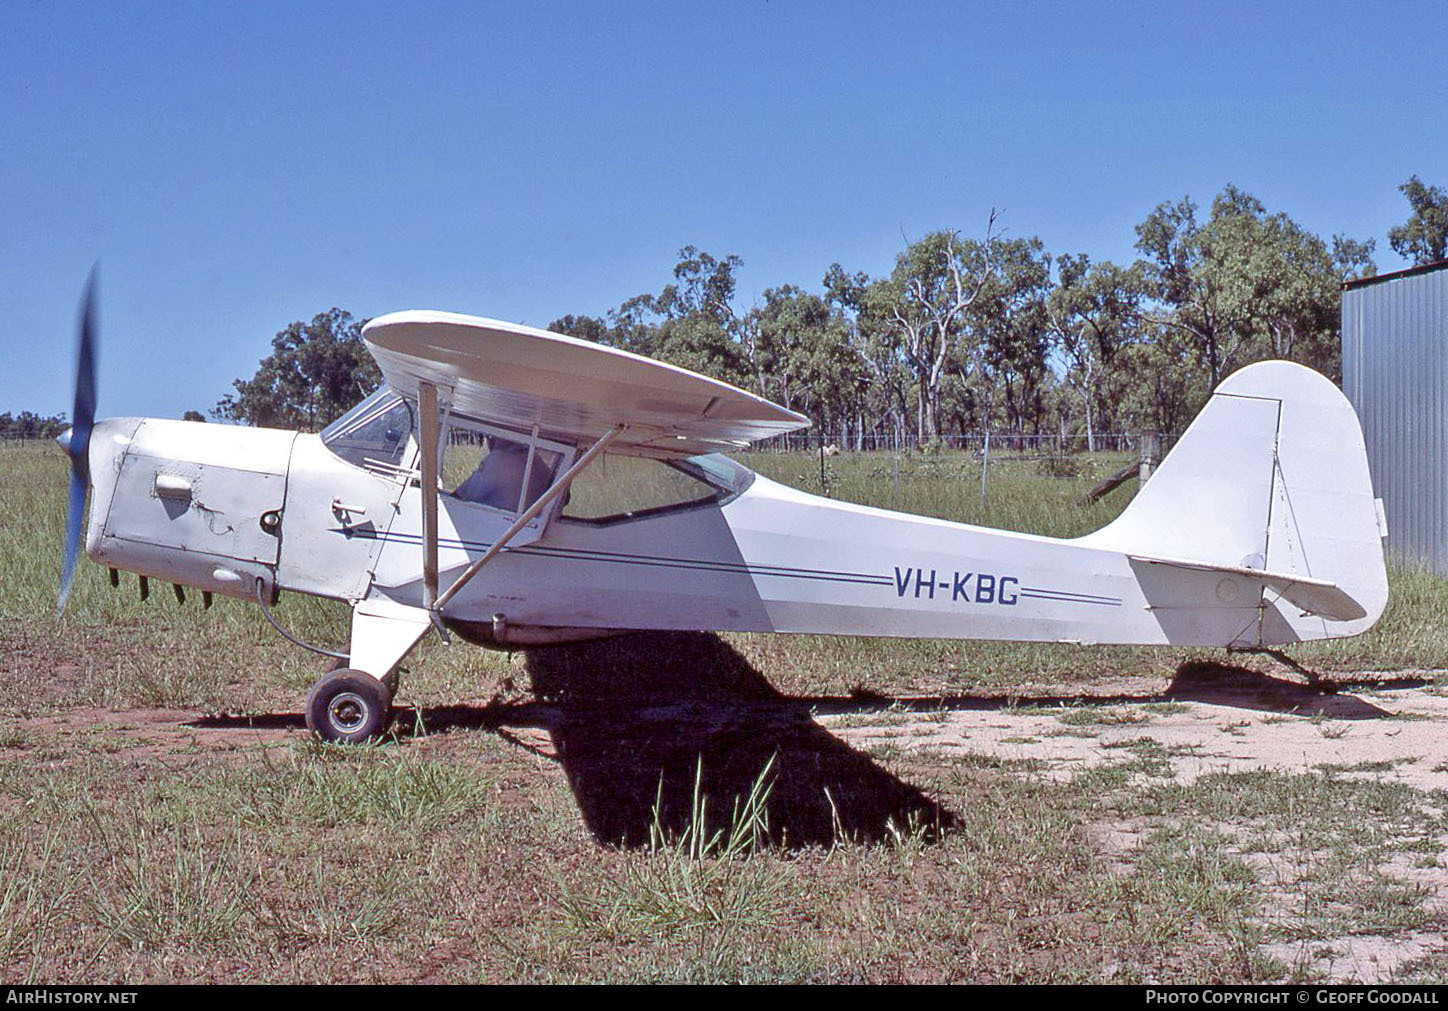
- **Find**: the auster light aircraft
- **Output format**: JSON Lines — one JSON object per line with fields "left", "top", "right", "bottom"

{"left": 56, "top": 280, "right": 1390, "bottom": 743}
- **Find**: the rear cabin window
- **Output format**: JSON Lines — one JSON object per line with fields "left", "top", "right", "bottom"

{"left": 559, "top": 454, "right": 727, "bottom": 522}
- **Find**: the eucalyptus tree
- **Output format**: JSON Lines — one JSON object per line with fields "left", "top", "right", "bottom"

{"left": 553, "top": 246, "right": 752, "bottom": 387}
{"left": 1045, "top": 255, "right": 1145, "bottom": 450}
{"left": 646, "top": 248, "right": 749, "bottom": 386}
{"left": 1387, "top": 175, "right": 1448, "bottom": 266}
{"left": 824, "top": 262, "right": 912, "bottom": 442}
{"left": 546, "top": 313, "right": 613, "bottom": 345}
{"left": 827, "top": 217, "right": 1001, "bottom": 444}
{"left": 1135, "top": 186, "right": 1366, "bottom": 389}
{"left": 0, "top": 411, "right": 68, "bottom": 439}
{"left": 1208, "top": 192, "right": 1344, "bottom": 377}
{"left": 970, "top": 235, "right": 1053, "bottom": 439}
{"left": 1114, "top": 333, "right": 1204, "bottom": 435}
{"left": 1134, "top": 194, "right": 1251, "bottom": 390}
{"left": 743, "top": 285, "right": 859, "bottom": 437}
{"left": 1332, "top": 235, "right": 1377, "bottom": 283}
{"left": 652, "top": 246, "right": 745, "bottom": 324}
{"left": 216, "top": 308, "right": 379, "bottom": 429}
{"left": 890, "top": 223, "right": 1002, "bottom": 443}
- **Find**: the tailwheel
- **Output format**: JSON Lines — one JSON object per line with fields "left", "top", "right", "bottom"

{"left": 305, "top": 668, "right": 393, "bottom": 744}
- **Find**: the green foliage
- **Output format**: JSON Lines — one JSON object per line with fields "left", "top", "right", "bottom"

{"left": 1134, "top": 185, "right": 1364, "bottom": 388}
{"left": 976, "top": 234, "right": 1054, "bottom": 437}
{"left": 1046, "top": 254, "right": 1146, "bottom": 448}
{"left": 1387, "top": 175, "right": 1448, "bottom": 266}
{"left": 744, "top": 284, "right": 857, "bottom": 428}
{"left": 197, "top": 180, "right": 1403, "bottom": 453}
{"left": 0, "top": 411, "right": 67, "bottom": 440}
{"left": 215, "top": 307, "right": 380, "bottom": 430}
{"left": 534, "top": 188, "right": 1377, "bottom": 453}
{"left": 549, "top": 246, "right": 751, "bottom": 388}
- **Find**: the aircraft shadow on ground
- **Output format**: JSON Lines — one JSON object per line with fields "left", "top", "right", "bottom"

{"left": 1156, "top": 660, "right": 1414, "bottom": 719}
{"left": 799, "top": 661, "right": 1412, "bottom": 722}
{"left": 189, "top": 643, "right": 1418, "bottom": 846}
{"left": 511, "top": 631, "right": 957, "bottom": 849}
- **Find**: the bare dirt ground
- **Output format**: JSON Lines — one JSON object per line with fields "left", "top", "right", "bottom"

{"left": 819, "top": 664, "right": 1448, "bottom": 790}
{"left": 7, "top": 635, "right": 1448, "bottom": 983}
{"left": 10, "top": 652, "right": 1446, "bottom": 818}
{"left": 17, "top": 658, "right": 1444, "bottom": 782}
{"left": 813, "top": 663, "right": 1448, "bottom": 984}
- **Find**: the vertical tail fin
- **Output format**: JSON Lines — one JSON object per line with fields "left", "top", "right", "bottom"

{"left": 1078, "top": 361, "right": 1388, "bottom": 642}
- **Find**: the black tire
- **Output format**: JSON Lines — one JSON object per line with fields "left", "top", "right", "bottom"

{"left": 305, "top": 669, "right": 393, "bottom": 744}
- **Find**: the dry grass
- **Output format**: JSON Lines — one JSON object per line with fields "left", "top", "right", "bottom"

{"left": 4, "top": 439, "right": 1448, "bottom": 983}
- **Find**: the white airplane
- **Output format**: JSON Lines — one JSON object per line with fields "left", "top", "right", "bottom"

{"left": 58, "top": 283, "right": 1390, "bottom": 743}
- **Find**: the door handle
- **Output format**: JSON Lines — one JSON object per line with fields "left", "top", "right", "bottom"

{"left": 331, "top": 499, "right": 369, "bottom": 526}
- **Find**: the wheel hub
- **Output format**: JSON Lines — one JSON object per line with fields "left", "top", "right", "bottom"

{"left": 327, "top": 691, "right": 369, "bottom": 733}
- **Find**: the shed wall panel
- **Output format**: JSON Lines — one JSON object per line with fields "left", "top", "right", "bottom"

{"left": 1343, "top": 267, "right": 1448, "bottom": 574}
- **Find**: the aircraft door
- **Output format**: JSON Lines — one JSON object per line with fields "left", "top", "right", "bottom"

{"left": 275, "top": 392, "right": 417, "bottom": 601}
{"left": 368, "top": 420, "right": 574, "bottom": 598}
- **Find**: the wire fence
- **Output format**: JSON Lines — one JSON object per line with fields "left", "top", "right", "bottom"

{"left": 7, "top": 428, "right": 1181, "bottom": 458}
{"left": 2, "top": 436, "right": 67, "bottom": 447}
{"left": 748, "top": 431, "right": 1178, "bottom": 456}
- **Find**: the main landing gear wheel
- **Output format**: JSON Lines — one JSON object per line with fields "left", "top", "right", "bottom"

{"left": 305, "top": 669, "right": 393, "bottom": 744}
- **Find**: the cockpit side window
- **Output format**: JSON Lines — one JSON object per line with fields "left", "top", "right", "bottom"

{"left": 320, "top": 389, "right": 414, "bottom": 473}
{"left": 440, "top": 416, "right": 568, "bottom": 517}
{"left": 559, "top": 452, "right": 753, "bottom": 524}
{"left": 446, "top": 434, "right": 562, "bottom": 512}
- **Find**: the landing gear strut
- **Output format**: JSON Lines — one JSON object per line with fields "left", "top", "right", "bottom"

{"left": 305, "top": 668, "right": 393, "bottom": 744}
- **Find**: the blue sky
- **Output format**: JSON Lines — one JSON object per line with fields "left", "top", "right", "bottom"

{"left": 4, "top": 0, "right": 1445, "bottom": 419}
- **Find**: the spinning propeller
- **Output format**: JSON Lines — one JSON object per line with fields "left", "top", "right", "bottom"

{"left": 57, "top": 268, "right": 98, "bottom": 617}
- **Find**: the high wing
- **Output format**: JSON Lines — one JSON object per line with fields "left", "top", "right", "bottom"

{"left": 362, "top": 310, "right": 810, "bottom": 455}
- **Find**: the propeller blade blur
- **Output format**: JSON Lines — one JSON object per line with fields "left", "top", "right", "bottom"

{"left": 58, "top": 267, "right": 98, "bottom": 617}
{"left": 57, "top": 467, "right": 87, "bottom": 615}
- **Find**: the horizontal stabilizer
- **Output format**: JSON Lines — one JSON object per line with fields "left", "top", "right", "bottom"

{"left": 1128, "top": 554, "right": 1367, "bottom": 623}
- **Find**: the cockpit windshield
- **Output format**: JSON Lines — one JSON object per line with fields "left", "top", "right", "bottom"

{"left": 320, "top": 389, "right": 414, "bottom": 472}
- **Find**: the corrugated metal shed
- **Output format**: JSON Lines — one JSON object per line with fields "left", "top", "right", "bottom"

{"left": 1342, "top": 260, "right": 1448, "bottom": 574}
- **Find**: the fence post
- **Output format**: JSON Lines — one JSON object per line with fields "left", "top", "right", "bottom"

{"left": 892, "top": 427, "right": 899, "bottom": 509}
{"left": 979, "top": 430, "right": 990, "bottom": 509}
{"left": 1139, "top": 431, "right": 1160, "bottom": 485}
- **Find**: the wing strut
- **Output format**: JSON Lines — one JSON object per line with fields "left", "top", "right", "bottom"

{"left": 432, "top": 424, "right": 624, "bottom": 613}
{"left": 419, "top": 380, "right": 441, "bottom": 610}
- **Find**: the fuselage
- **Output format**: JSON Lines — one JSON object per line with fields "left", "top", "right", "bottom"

{"left": 81, "top": 412, "right": 1337, "bottom": 651}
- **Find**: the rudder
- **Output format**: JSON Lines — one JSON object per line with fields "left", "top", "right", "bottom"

{"left": 1078, "top": 361, "right": 1388, "bottom": 642}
